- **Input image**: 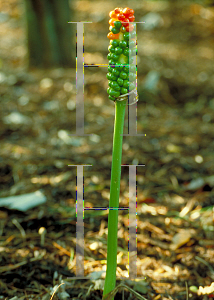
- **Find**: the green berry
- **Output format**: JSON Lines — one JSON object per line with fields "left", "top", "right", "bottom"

{"left": 112, "top": 26, "right": 120, "bottom": 34}
{"left": 129, "top": 73, "right": 136, "bottom": 81}
{"left": 117, "top": 77, "right": 124, "bottom": 86}
{"left": 131, "top": 31, "right": 136, "bottom": 38}
{"left": 107, "top": 53, "right": 112, "bottom": 60}
{"left": 131, "top": 48, "right": 137, "bottom": 56}
{"left": 106, "top": 73, "right": 117, "bottom": 81}
{"left": 114, "top": 47, "right": 123, "bottom": 55}
{"left": 130, "top": 64, "right": 136, "bottom": 72}
{"left": 108, "top": 45, "right": 115, "bottom": 53}
{"left": 115, "top": 64, "right": 123, "bottom": 71}
{"left": 129, "top": 57, "right": 134, "bottom": 64}
{"left": 121, "top": 87, "right": 128, "bottom": 94}
{"left": 119, "top": 40, "right": 127, "bottom": 48}
{"left": 112, "top": 68, "right": 120, "bottom": 76}
{"left": 129, "top": 82, "right": 136, "bottom": 91}
{"left": 109, "top": 95, "right": 115, "bottom": 101}
{"left": 108, "top": 66, "right": 113, "bottom": 72}
{"left": 123, "top": 32, "right": 130, "bottom": 41}
{"left": 123, "top": 48, "right": 132, "bottom": 57}
{"left": 123, "top": 80, "right": 129, "bottom": 89}
{"left": 108, "top": 88, "right": 120, "bottom": 98}
{"left": 119, "top": 72, "right": 127, "bottom": 80}
{"left": 118, "top": 54, "right": 128, "bottom": 64}
{"left": 111, "top": 81, "right": 121, "bottom": 91}
{"left": 108, "top": 60, "right": 115, "bottom": 65}
{"left": 114, "top": 21, "right": 122, "bottom": 29}
{"left": 108, "top": 81, "right": 112, "bottom": 87}
{"left": 122, "top": 80, "right": 135, "bottom": 91}
{"left": 123, "top": 65, "right": 129, "bottom": 73}
{"left": 110, "top": 39, "right": 119, "bottom": 47}
{"left": 111, "top": 53, "right": 119, "bottom": 61}
{"left": 120, "top": 26, "right": 126, "bottom": 33}
{"left": 106, "top": 73, "right": 111, "bottom": 80}
{"left": 129, "top": 40, "right": 136, "bottom": 48}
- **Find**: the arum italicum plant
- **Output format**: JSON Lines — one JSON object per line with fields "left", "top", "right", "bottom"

{"left": 103, "top": 7, "right": 136, "bottom": 300}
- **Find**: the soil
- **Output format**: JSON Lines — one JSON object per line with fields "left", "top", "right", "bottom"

{"left": 0, "top": 1, "right": 214, "bottom": 299}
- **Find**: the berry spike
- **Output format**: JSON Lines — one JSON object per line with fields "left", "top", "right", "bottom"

{"left": 107, "top": 7, "right": 137, "bottom": 101}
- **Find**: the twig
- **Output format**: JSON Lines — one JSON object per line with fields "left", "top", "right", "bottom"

{"left": 0, "top": 252, "right": 45, "bottom": 273}
{"left": 195, "top": 256, "right": 214, "bottom": 274}
{"left": 12, "top": 218, "right": 26, "bottom": 238}
{"left": 185, "top": 282, "right": 189, "bottom": 300}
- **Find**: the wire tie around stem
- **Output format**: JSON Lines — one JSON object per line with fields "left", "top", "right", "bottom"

{"left": 114, "top": 89, "right": 139, "bottom": 105}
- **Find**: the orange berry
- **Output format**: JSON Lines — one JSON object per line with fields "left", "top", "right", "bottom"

{"left": 109, "top": 10, "right": 117, "bottom": 18}
{"left": 109, "top": 18, "right": 117, "bottom": 26}
{"left": 107, "top": 32, "right": 119, "bottom": 40}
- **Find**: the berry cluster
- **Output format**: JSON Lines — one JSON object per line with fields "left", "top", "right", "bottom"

{"left": 107, "top": 7, "right": 137, "bottom": 101}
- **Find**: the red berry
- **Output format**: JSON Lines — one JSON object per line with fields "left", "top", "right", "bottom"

{"left": 123, "top": 7, "right": 135, "bottom": 17}
{"left": 114, "top": 8, "right": 121, "bottom": 14}
{"left": 128, "top": 15, "right": 135, "bottom": 22}
{"left": 123, "top": 7, "right": 131, "bottom": 16}
{"left": 117, "top": 13, "right": 125, "bottom": 20}
{"left": 126, "top": 24, "right": 134, "bottom": 32}
{"left": 122, "top": 18, "right": 129, "bottom": 27}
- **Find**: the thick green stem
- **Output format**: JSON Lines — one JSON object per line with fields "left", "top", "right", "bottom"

{"left": 103, "top": 100, "right": 126, "bottom": 299}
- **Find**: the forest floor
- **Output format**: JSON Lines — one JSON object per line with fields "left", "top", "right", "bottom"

{"left": 0, "top": 0, "right": 214, "bottom": 299}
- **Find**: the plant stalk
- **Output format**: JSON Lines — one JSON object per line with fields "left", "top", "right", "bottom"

{"left": 103, "top": 99, "right": 126, "bottom": 300}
